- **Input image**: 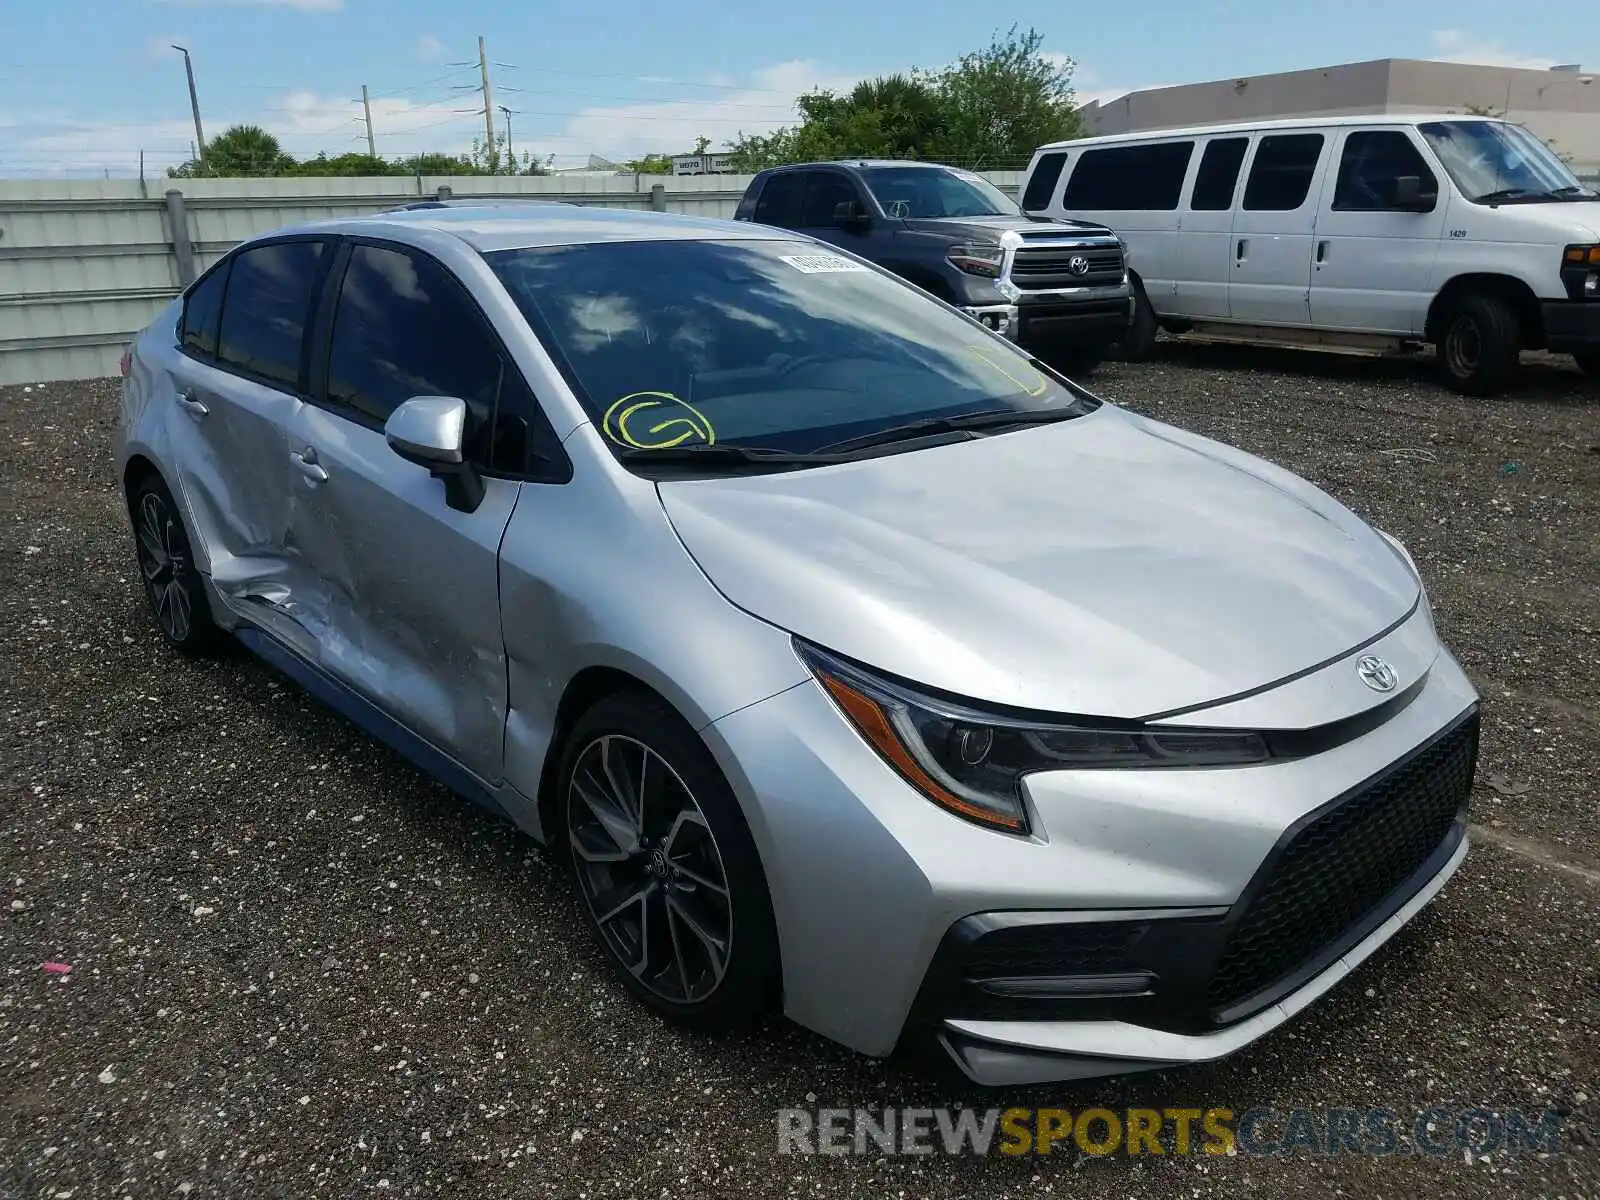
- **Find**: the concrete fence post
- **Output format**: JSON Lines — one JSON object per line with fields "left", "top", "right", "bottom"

{"left": 164, "top": 189, "right": 196, "bottom": 287}
{"left": 436, "top": 184, "right": 454, "bottom": 202}
{"left": 650, "top": 183, "right": 666, "bottom": 212}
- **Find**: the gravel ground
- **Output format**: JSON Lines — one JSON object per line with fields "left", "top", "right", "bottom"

{"left": 2, "top": 352, "right": 1597, "bottom": 1199}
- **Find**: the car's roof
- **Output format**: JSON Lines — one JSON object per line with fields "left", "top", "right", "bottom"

{"left": 767, "top": 159, "right": 962, "bottom": 172}
{"left": 1037, "top": 112, "right": 1510, "bottom": 152}
{"left": 278, "top": 203, "right": 782, "bottom": 254}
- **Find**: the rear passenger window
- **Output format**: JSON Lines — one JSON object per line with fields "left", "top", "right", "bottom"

{"left": 1243, "top": 134, "right": 1325, "bottom": 211}
{"left": 1190, "top": 138, "right": 1249, "bottom": 211}
{"left": 1022, "top": 152, "right": 1069, "bottom": 211}
{"left": 753, "top": 173, "right": 804, "bottom": 227}
{"left": 1063, "top": 142, "right": 1194, "bottom": 210}
{"left": 180, "top": 260, "right": 229, "bottom": 358}
{"left": 215, "top": 241, "right": 325, "bottom": 389}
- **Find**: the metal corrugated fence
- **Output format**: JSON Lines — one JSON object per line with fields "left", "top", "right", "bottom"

{"left": 0, "top": 172, "right": 1026, "bottom": 386}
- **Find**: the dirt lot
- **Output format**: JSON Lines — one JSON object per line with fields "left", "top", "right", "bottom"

{"left": 2, "top": 349, "right": 1597, "bottom": 1199}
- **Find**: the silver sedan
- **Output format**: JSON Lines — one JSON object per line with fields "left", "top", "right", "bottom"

{"left": 115, "top": 203, "right": 1479, "bottom": 1086}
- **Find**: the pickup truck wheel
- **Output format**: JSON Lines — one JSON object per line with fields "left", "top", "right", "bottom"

{"left": 1574, "top": 351, "right": 1600, "bottom": 379}
{"left": 1106, "top": 284, "right": 1157, "bottom": 362}
{"left": 1436, "top": 292, "right": 1521, "bottom": 396}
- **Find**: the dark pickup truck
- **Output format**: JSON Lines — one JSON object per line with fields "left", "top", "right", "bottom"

{"left": 733, "top": 159, "right": 1132, "bottom": 368}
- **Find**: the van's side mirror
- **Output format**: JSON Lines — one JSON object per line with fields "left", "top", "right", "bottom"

{"left": 832, "top": 199, "right": 871, "bottom": 231}
{"left": 384, "top": 395, "right": 484, "bottom": 513}
{"left": 1393, "top": 175, "right": 1436, "bottom": 212}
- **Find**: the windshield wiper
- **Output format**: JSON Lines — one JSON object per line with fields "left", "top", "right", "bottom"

{"left": 1552, "top": 185, "right": 1599, "bottom": 199}
{"left": 814, "top": 404, "right": 1080, "bottom": 455}
{"left": 1473, "top": 187, "right": 1558, "bottom": 204}
{"left": 615, "top": 443, "right": 844, "bottom": 470}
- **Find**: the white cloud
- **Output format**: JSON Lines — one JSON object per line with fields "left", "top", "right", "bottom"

{"left": 416, "top": 34, "right": 444, "bottom": 63}
{"left": 1427, "top": 30, "right": 1559, "bottom": 70}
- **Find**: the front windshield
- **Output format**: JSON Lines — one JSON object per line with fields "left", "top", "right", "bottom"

{"left": 1418, "top": 120, "right": 1592, "bottom": 202}
{"left": 488, "top": 238, "right": 1093, "bottom": 458}
{"left": 860, "top": 166, "right": 1021, "bottom": 219}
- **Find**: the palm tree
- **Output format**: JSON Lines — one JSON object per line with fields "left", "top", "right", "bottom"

{"left": 189, "top": 125, "right": 297, "bottom": 177}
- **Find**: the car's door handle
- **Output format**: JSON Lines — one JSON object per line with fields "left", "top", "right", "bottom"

{"left": 1235, "top": 238, "right": 1248, "bottom": 264}
{"left": 1315, "top": 239, "right": 1330, "bottom": 264}
{"left": 290, "top": 448, "right": 328, "bottom": 483}
{"left": 176, "top": 390, "right": 208, "bottom": 419}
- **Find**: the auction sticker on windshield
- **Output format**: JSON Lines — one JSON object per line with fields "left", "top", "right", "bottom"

{"left": 780, "top": 254, "right": 869, "bottom": 274}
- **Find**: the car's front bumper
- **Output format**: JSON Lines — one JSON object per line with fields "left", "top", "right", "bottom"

{"left": 939, "top": 830, "right": 1468, "bottom": 1085}
{"left": 961, "top": 285, "right": 1132, "bottom": 348}
{"left": 1542, "top": 299, "right": 1600, "bottom": 353}
{"left": 702, "top": 617, "right": 1479, "bottom": 1076}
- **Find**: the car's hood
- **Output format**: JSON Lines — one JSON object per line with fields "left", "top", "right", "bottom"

{"left": 658, "top": 407, "right": 1421, "bottom": 719}
{"left": 901, "top": 214, "right": 1114, "bottom": 240}
{"left": 1450, "top": 195, "right": 1600, "bottom": 244}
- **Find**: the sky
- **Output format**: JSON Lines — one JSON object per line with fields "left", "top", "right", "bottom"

{"left": 1, "top": 0, "right": 1594, "bottom": 176}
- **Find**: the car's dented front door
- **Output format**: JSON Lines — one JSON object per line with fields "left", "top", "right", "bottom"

{"left": 286, "top": 239, "right": 521, "bottom": 782}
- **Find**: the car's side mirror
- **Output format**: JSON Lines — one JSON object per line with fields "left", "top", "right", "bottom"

{"left": 1393, "top": 174, "right": 1436, "bottom": 212}
{"left": 832, "top": 199, "right": 871, "bottom": 231}
{"left": 384, "top": 395, "right": 485, "bottom": 513}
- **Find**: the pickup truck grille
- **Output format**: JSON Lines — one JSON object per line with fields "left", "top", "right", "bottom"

{"left": 1008, "top": 242, "right": 1124, "bottom": 291}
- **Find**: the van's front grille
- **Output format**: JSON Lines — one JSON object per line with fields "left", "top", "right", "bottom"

{"left": 1008, "top": 242, "right": 1124, "bottom": 290}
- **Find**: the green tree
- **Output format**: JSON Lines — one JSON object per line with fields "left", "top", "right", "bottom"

{"left": 921, "top": 26, "right": 1081, "bottom": 168}
{"left": 290, "top": 152, "right": 404, "bottom": 177}
{"left": 728, "top": 28, "right": 1079, "bottom": 172}
{"left": 173, "top": 124, "right": 297, "bottom": 177}
{"left": 622, "top": 152, "right": 674, "bottom": 174}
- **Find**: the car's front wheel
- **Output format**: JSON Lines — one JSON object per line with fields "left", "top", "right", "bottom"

{"left": 129, "top": 472, "right": 219, "bottom": 655}
{"left": 1574, "top": 350, "right": 1600, "bottom": 379}
{"left": 1436, "top": 292, "right": 1521, "bottom": 396}
{"left": 559, "top": 690, "right": 779, "bottom": 1029}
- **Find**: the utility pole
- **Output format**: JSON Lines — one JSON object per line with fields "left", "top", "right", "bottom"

{"left": 499, "top": 105, "right": 515, "bottom": 173}
{"left": 172, "top": 45, "right": 207, "bottom": 174}
{"left": 361, "top": 84, "right": 377, "bottom": 157}
{"left": 477, "top": 35, "right": 497, "bottom": 171}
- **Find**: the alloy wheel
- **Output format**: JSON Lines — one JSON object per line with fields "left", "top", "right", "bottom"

{"left": 134, "top": 491, "right": 192, "bottom": 642}
{"left": 567, "top": 734, "right": 733, "bottom": 1005}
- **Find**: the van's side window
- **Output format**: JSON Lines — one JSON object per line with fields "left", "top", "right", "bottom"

{"left": 1022, "top": 152, "right": 1069, "bottom": 211}
{"left": 1242, "top": 134, "right": 1325, "bottom": 211}
{"left": 1189, "top": 138, "right": 1249, "bottom": 211}
{"left": 1332, "top": 132, "right": 1439, "bottom": 212}
{"left": 1063, "top": 142, "right": 1195, "bottom": 210}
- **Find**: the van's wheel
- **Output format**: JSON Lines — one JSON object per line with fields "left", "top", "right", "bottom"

{"left": 1574, "top": 351, "right": 1600, "bottom": 379}
{"left": 1436, "top": 292, "right": 1521, "bottom": 396}
{"left": 129, "top": 472, "right": 220, "bottom": 656}
{"left": 1107, "top": 282, "right": 1158, "bottom": 362}
{"left": 559, "top": 690, "right": 779, "bottom": 1029}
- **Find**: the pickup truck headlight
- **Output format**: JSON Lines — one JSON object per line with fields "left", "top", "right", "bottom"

{"left": 947, "top": 242, "right": 1004, "bottom": 278}
{"left": 1563, "top": 245, "right": 1600, "bottom": 299}
{"left": 796, "top": 641, "right": 1269, "bottom": 836}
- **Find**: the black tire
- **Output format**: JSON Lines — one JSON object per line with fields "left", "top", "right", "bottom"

{"left": 1435, "top": 292, "right": 1521, "bottom": 396}
{"left": 558, "top": 689, "right": 779, "bottom": 1030}
{"left": 1106, "top": 282, "right": 1158, "bottom": 362}
{"left": 129, "top": 472, "right": 220, "bottom": 656}
{"left": 1574, "top": 351, "right": 1600, "bottom": 379}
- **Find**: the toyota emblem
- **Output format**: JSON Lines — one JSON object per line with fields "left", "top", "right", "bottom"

{"left": 1067, "top": 255, "right": 1091, "bottom": 277}
{"left": 1356, "top": 655, "right": 1398, "bottom": 692}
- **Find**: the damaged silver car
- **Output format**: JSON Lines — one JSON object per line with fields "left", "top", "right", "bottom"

{"left": 116, "top": 204, "right": 1479, "bottom": 1085}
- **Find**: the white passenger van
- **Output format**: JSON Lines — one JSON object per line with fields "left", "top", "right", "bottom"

{"left": 1019, "top": 115, "right": 1600, "bottom": 394}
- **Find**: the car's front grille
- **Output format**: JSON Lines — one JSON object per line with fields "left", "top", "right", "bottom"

{"left": 1008, "top": 242, "right": 1124, "bottom": 290}
{"left": 1205, "top": 711, "right": 1479, "bottom": 1014}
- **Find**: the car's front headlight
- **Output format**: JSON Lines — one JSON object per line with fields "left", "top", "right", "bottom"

{"left": 795, "top": 641, "right": 1270, "bottom": 836}
{"left": 946, "top": 242, "right": 1004, "bottom": 278}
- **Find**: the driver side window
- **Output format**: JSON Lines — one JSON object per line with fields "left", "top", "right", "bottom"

{"left": 799, "top": 173, "right": 861, "bottom": 227}
{"left": 323, "top": 243, "right": 553, "bottom": 477}
{"left": 1333, "top": 131, "right": 1439, "bottom": 212}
